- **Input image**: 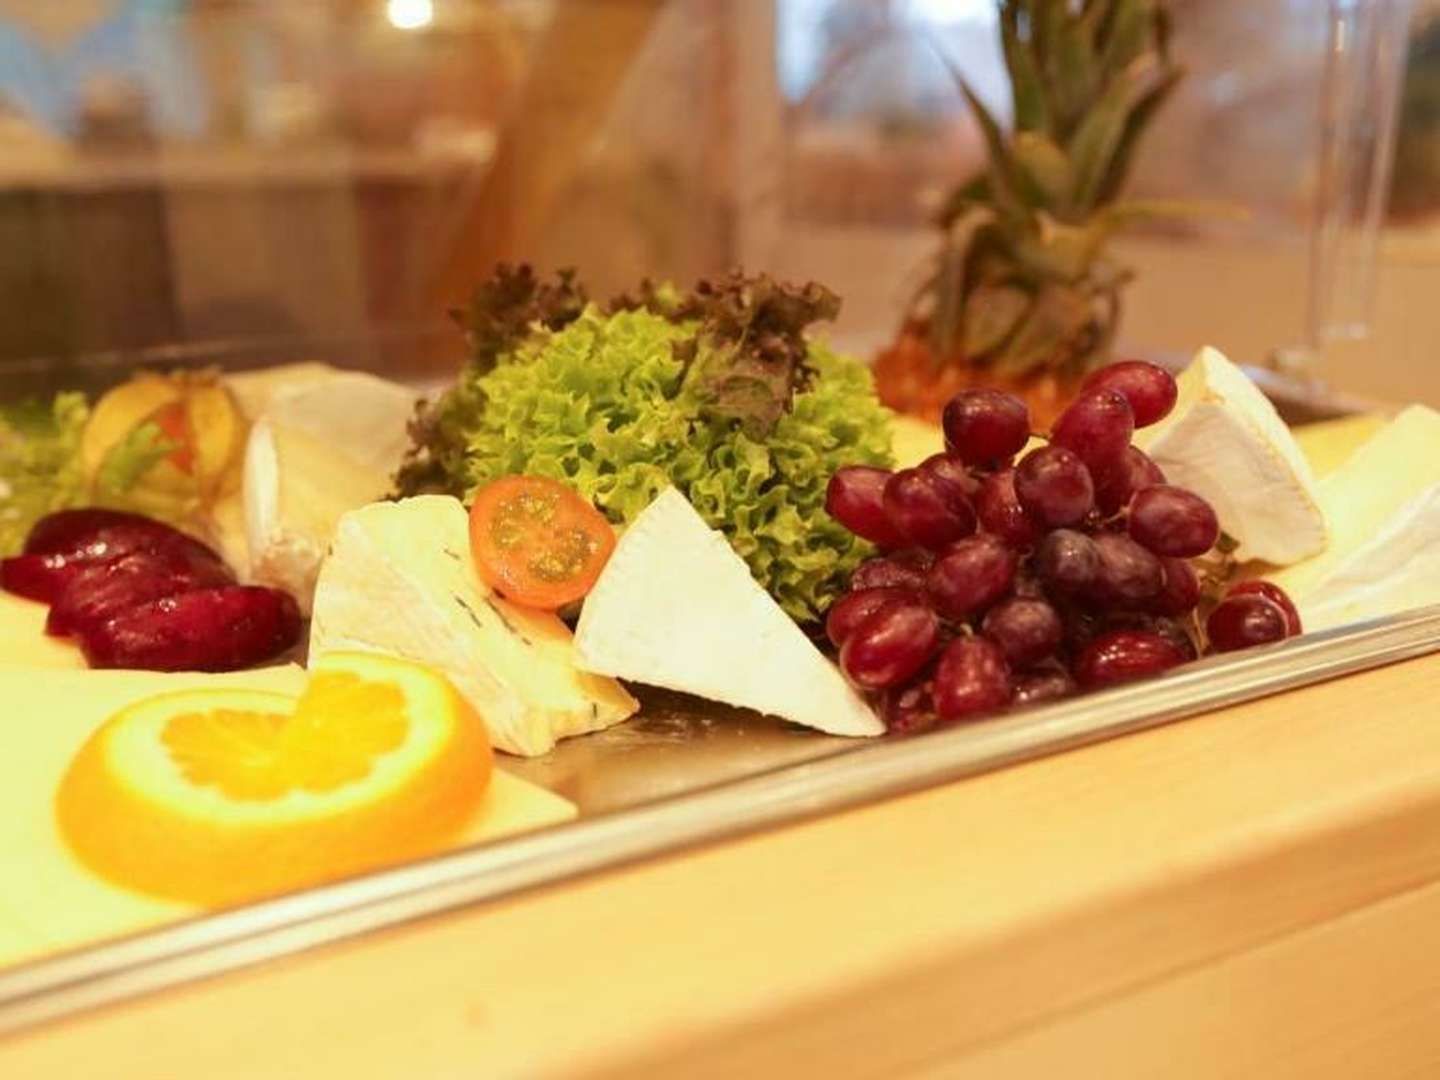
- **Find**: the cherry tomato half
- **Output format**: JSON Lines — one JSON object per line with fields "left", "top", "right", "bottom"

{"left": 468, "top": 476, "right": 616, "bottom": 611}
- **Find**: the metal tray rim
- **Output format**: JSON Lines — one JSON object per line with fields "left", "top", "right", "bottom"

{"left": 2, "top": 602, "right": 1438, "bottom": 1037}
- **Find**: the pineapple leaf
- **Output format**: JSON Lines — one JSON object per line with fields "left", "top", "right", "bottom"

{"left": 1001, "top": 7, "right": 1051, "bottom": 133}
{"left": 963, "top": 284, "right": 1031, "bottom": 359}
{"left": 1101, "top": 0, "right": 1158, "bottom": 73}
{"left": 929, "top": 243, "right": 969, "bottom": 363}
{"left": 1088, "top": 285, "right": 1125, "bottom": 366}
{"left": 1067, "top": 282, "right": 1124, "bottom": 375}
{"left": 1094, "top": 65, "right": 1184, "bottom": 204}
{"left": 948, "top": 66, "right": 1030, "bottom": 221}
{"left": 928, "top": 207, "right": 999, "bottom": 358}
{"left": 1081, "top": 0, "right": 1117, "bottom": 37}
{"left": 1013, "top": 213, "right": 1112, "bottom": 282}
{"left": 991, "top": 285, "right": 1093, "bottom": 377}
{"left": 1099, "top": 197, "right": 1248, "bottom": 228}
{"left": 1067, "top": 55, "right": 1167, "bottom": 212}
{"left": 934, "top": 174, "right": 990, "bottom": 229}
{"left": 1154, "top": 2, "right": 1174, "bottom": 55}
{"left": 1012, "top": 132, "right": 1076, "bottom": 211}
{"left": 1085, "top": 255, "right": 1137, "bottom": 293}
{"left": 1034, "top": 0, "right": 1067, "bottom": 68}
{"left": 1051, "top": 13, "right": 1099, "bottom": 139}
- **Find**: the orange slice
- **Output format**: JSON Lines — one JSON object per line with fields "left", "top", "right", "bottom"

{"left": 56, "top": 652, "right": 492, "bottom": 906}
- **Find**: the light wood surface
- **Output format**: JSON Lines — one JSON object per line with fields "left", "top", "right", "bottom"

{"left": 936, "top": 877, "right": 1440, "bottom": 1079}
{"left": 2, "top": 649, "right": 1438, "bottom": 1078}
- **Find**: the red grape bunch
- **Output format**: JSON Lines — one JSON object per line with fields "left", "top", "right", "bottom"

{"left": 824, "top": 361, "right": 1301, "bottom": 733}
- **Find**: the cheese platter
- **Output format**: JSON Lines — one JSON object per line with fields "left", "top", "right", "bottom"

{"left": 1, "top": 264, "right": 1439, "bottom": 1034}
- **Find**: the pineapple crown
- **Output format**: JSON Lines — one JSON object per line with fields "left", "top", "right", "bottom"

{"left": 919, "top": 0, "right": 1186, "bottom": 378}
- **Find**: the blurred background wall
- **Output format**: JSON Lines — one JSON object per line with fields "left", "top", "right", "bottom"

{"left": 0, "top": 0, "right": 1436, "bottom": 407}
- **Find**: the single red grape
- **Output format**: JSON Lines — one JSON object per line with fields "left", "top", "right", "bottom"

{"left": 1103, "top": 611, "right": 1200, "bottom": 661}
{"left": 1033, "top": 528, "right": 1100, "bottom": 597}
{"left": 981, "top": 596, "right": 1063, "bottom": 668}
{"left": 1206, "top": 594, "right": 1290, "bottom": 653}
{"left": 850, "top": 555, "right": 929, "bottom": 593}
{"left": 1090, "top": 533, "right": 1165, "bottom": 608}
{"left": 1050, "top": 389, "right": 1134, "bottom": 477}
{"left": 883, "top": 468, "right": 978, "bottom": 551}
{"left": 1080, "top": 360, "right": 1179, "bottom": 428}
{"left": 926, "top": 534, "right": 1017, "bottom": 621}
{"left": 1154, "top": 617, "right": 1201, "bottom": 662}
{"left": 1094, "top": 446, "right": 1166, "bottom": 516}
{"left": 920, "top": 452, "right": 981, "bottom": 502}
{"left": 1011, "top": 573, "right": 1046, "bottom": 599}
{"left": 839, "top": 602, "right": 940, "bottom": 690}
{"left": 933, "top": 636, "right": 1013, "bottom": 722}
{"left": 826, "top": 466, "right": 908, "bottom": 550}
{"left": 1073, "top": 629, "right": 1187, "bottom": 690}
{"left": 1226, "top": 580, "right": 1302, "bottom": 636}
{"left": 890, "top": 546, "right": 938, "bottom": 572}
{"left": 975, "top": 469, "right": 1041, "bottom": 548}
{"left": 881, "top": 680, "right": 938, "bottom": 735}
{"left": 1013, "top": 667, "right": 1077, "bottom": 707}
{"left": 1151, "top": 556, "right": 1202, "bottom": 617}
{"left": 1014, "top": 445, "right": 1095, "bottom": 527}
{"left": 942, "top": 389, "right": 1031, "bottom": 467}
{"left": 1128, "top": 485, "right": 1220, "bottom": 558}
{"left": 825, "top": 587, "right": 926, "bottom": 648}
{"left": 1062, "top": 607, "right": 1104, "bottom": 653}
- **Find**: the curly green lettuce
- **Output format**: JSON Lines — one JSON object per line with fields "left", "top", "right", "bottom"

{"left": 0, "top": 393, "right": 90, "bottom": 556}
{"left": 0, "top": 395, "right": 190, "bottom": 556}
{"left": 403, "top": 303, "right": 894, "bottom": 623}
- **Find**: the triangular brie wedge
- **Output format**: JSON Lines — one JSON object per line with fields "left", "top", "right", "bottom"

{"left": 574, "top": 488, "right": 883, "bottom": 738}
{"left": 310, "top": 496, "right": 639, "bottom": 757}
{"left": 1135, "top": 346, "right": 1326, "bottom": 565}
{"left": 1268, "top": 404, "right": 1440, "bottom": 632}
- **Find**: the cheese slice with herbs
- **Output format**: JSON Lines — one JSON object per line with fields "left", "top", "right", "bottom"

{"left": 1135, "top": 346, "right": 1326, "bottom": 565}
{"left": 573, "top": 487, "right": 883, "bottom": 738}
{"left": 1268, "top": 404, "right": 1440, "bottom": 632}
{"left": 309, "top": 496, "right": 638, "bottom": 757}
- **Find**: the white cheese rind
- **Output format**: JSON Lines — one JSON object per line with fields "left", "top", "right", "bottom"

{"left": 1269, "top": 404, "right": 1440, "bottom": 632}
{"left": 243, "top": 420, "right": 396, "bottom": 612}
{"left": 242, "top": 373, "right": 420, "bottom": 612}
{"left": 1135, "top": 346, "right": 1326, "bottom": 565}
{"left": 225, "top": 362, "right": 347, "bottom": 422}
{"left": 573, "top": 488, "right": 883, "bottom": 738}
{"left": 259, "top": 372, "right": 418, "bottom": 473}
{"left": 1296, "top": 484, "right": 1440, "bottom": 631}
{"left": 309, "top": 496, "right": 639, "bottom": 757}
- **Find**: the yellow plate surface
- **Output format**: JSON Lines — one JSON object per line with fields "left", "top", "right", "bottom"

{"left": 0, "top": 663, "right": 575, "bottom": 968}
{"left": 0, "top": 593, "right": 86, "bottom": 670}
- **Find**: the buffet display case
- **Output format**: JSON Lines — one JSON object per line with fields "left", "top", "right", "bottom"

{"left": 0, "top": 0, "right": 1437, "bottom": 1043}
